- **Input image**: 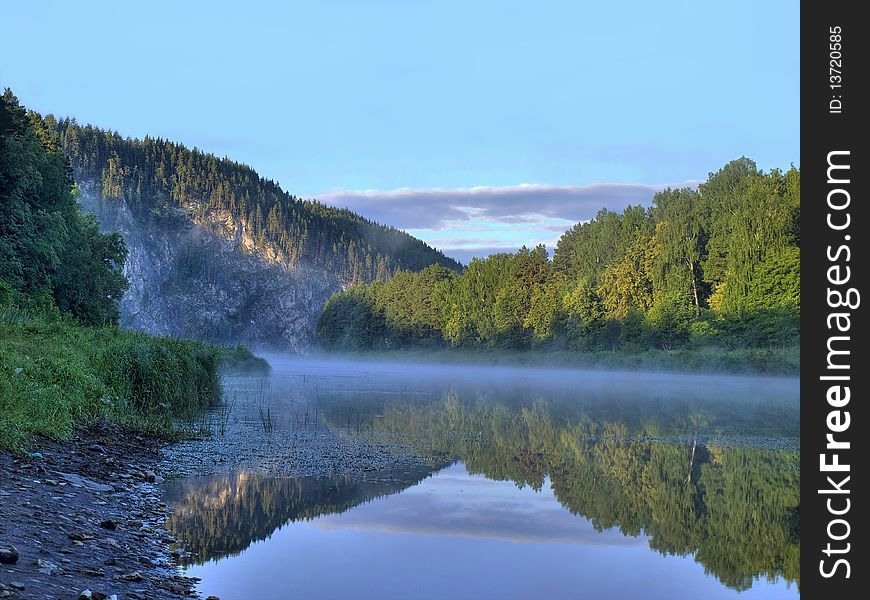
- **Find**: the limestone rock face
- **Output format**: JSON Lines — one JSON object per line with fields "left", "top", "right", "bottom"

{"left": 78, "top": 189, "right": 338, "bottom": 352}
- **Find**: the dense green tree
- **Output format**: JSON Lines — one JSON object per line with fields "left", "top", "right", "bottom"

{"left": 445, "top": 253, "right": 512, "bottom": 346}
{"left": 316, "top": 285, "right": 385, "bottom": 350}
{"left": 374, "top": 264, "right": 455, "bottom": 345}
{"left": 709, "top": 168, "right": 800, "bottom": 316}
{"left": 48, "top": 118, "right": 461, "bottom": 285}
{"left": 650, "top": 188, "right": 707, "bottom": 313}
{"left": 553, "top": 206, "right": 653, "bottom": 283}
{"left": 492, "top": 245, "right": 549, "bottom": 348}
{"left": 561, "top": 277, "right": 607, "bottom": 350}
{"left": 698, "top": 157, "right": 761, "bottom": 288}
{"left": 524, "top": 277, "right": 562, "bottom": 343}
{"left": 0, "top": 89, "right": 128, "bottom": 324}
{"left": 597, "top": 231, "right": 656, "bottom": 319}
{"left": 317, "top": 158, "right": 799, "bottom": 353}
{"left": 645, "top": 291, "right": 695, "bottom": 350}
{"left": 742, "top": 246, "right": 800, "bottom": 311}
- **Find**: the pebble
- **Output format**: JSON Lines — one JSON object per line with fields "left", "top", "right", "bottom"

{"left": 55, "top": 472, "right": 115, "bottom": 493}
{"left": 36, "top": 557, "right": 63, "bottom": 575}
{"left": 1, "top": 427, "right": 203, "bottom": 600}
{"left": 0, "top": 545, "right": 18, "bottom": 564}
{"left": 78, "top": 591, "right": 112, "bottom": 600}
{"left": 105, "top": 538, "right": 121, "bottom": 550}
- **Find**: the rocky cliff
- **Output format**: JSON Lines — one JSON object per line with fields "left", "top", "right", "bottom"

{"left": 78, "top": 187, "right": 337, "bottom": 352}
{"left": 49, "top": 117, "right": 460, "bottom": 351}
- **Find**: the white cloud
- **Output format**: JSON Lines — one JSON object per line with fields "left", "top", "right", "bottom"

{"left": 316, "top": 180, "right": 701, "bottom": 263}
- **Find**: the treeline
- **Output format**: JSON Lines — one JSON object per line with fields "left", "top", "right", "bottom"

{"left": 1, "top": 89, "right": 127, "bottom": 324}
{"left": 318, "top": 158, "right": 800, "bottom": 353}
{"left": 0, "top": 89, "right": 254, "bottom": 449}
{"left": 49, "top": 117, "right": 461, "bottom": 283}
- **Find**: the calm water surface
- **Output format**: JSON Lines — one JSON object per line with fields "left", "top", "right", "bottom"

{"left": 165, "top": 359, "right": 800, "bottom": 599}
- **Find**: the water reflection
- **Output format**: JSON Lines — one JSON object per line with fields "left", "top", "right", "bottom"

{"left": 317, "top": 390, "right": 800, "bottom": 592}
{"left": 171, "top": 463, "right": 797, "bottom": 600}
{"left": 166, "top": 362, "right": 799, "bottom": 597}
{"left": 163, "top": 464, "right": 442, "bottom": 564}
{"left": 313, "top": 464, "right": 644, "bottom": 548}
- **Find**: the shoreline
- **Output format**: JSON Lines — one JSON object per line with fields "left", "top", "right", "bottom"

{"left": 294, "top": 345, "right": 800, "bottom": 376}
{"left": 0, "top": 414, "right": 444, "bottom": 599}
{"left": 0, "top": 423, "right": 199, "bottom": 600}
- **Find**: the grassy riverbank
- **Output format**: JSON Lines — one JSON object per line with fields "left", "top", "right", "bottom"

{"left": 0, "top": 313, "right": 266, "bottom": 451}
{"left": 322, "top": 344, "right": 799, "bottom": 375}
{"left": 0, "top": 91, "right": 273, "bottom": 451}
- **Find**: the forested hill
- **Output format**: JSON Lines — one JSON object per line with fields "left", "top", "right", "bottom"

{"left": 317, "top": 158, "right": 800, "bottom": 367}
{"left": 16, "top": 113, "right": 460, "bottom": 349}
{"left": 50, "top": 118, "right": 461, "bottom": 282}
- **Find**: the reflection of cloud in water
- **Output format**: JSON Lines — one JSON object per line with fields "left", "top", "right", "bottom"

{"left": 313, "top": 463, "right": 644, "bottom": 547}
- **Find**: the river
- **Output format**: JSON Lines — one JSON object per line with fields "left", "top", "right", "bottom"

{"left": 161, "top": 358, "right": 800, "bottom": 599}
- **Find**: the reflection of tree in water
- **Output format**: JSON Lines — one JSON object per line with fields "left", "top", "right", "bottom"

{"left": 164, "top": 465, "right": 441, "bottom": 565}
{"left": 320, "top": 391, "right": 799, "bottom": 592}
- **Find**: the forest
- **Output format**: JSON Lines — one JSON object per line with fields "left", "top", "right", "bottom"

{"left": 317, "top": 159, "right": 800, "bottom": 361}
{"left": 49, "top": 116, "right": 461, "bottom": 284}
{"left": 0, "top": 90, "right": 128, "bottom": 324}
{"left": 0, "top": 89, "right": 258, "bottom": 449}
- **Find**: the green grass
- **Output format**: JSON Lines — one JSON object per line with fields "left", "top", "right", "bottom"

{"left": 0, "top": 313, "right": 262, "bottom": 451}
{"left": 324, "top": 344, "right": 799, "bottom": 375}
{"left": 217, "top": 345, "right": 272, "bottom": 375}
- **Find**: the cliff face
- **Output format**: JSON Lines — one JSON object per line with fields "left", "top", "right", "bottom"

{"left": 52, "top": 118, "right": 461, "bottom": 351}
{"left": 78, "top": 188, "right": 337, "bottom": 352}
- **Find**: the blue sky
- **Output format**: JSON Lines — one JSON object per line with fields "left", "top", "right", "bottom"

{"left": 1, "top": 0, "right": 798, "bottom": 262}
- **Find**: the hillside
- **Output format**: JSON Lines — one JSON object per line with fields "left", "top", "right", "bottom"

{"left": 317, "top": 158, "right": 800, "bottom": 367}
{"left": 40, "top": 117, "right": 461, "bottom": 350}
{"left": 0, "top": 88, "right": 239, "bottom": 450}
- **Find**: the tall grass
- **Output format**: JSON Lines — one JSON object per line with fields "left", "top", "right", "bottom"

{"left": 0, "top": 315, "right": 235, "bottom": 450}
{"left": 96, "top": 332, "right": 221, "bottom": 416}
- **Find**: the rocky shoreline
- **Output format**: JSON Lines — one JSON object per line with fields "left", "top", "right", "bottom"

{"left": 0, "top": 418, "right": 438, "bottom": 600}
{"left": 0, "top": 424, "right": 205, "bottom": 600}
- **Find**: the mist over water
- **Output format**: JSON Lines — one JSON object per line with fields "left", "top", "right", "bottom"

{"left": 165, "top": 354, "right": 799, "bottom": 599}
{"left": 252, "top": 353, "right": 799, "bottom": 442}
{"left": 258, "top": 352, "right": 798, "bottom": 400}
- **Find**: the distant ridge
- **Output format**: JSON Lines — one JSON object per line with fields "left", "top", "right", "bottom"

{"left": 25, "top": 114, "right": 460, "bottom": 350}
{"left": 52, "top": 117, "right": 461, "bottom": 282}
